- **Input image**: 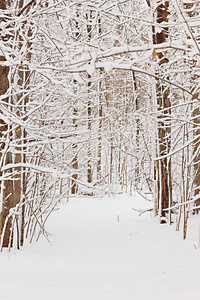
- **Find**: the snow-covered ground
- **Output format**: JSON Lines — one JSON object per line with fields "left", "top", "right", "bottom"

{"left": 0, "top": 193, "right": 200, "bottom": 300}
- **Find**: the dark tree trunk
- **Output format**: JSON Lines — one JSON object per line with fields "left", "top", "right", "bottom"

{"left": 155, "top": 1, "right": 172, "bottom": 221}
{"left": 0, "top": 1, "right": 16, "bottom": 248}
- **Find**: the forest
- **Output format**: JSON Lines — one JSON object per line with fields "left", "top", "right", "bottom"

{"left": 0, "top": 0, "right": 200, "bottom": 251}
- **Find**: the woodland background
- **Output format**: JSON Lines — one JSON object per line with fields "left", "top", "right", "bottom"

{"left": 0, "top": 0, "right": 200, "bottom": 249}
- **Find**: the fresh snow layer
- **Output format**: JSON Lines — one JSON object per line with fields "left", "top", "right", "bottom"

{"left": 0, "top": 193, "right": 200, "bottom": 300}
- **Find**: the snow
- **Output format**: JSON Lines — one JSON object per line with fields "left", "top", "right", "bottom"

{"left": 0, "top": 193, "right": 200, "bottom": 300}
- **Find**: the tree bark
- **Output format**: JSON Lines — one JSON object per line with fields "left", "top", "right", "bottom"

{"left": 0, "top": 0, "right": 32, "bottom": 247}
{"left": 193, "top": 107, "right": 200, "bottom": 212}
{"left": 132, "top": 71, "right": 140, "bottom": 190}
{"left": 0, "top": 1, "right": 16, "bottom": 248}
{"left": 87, "top": 11, "right": 93, "bottom": 184}
{"left": 71, "top": 9, "right": 80, "bottom": 194}
{"left": 155, "top": 1, "right": 172, "bottom": 221}
{"left": 71, "top": 107, "right": 78, "bottom": 194}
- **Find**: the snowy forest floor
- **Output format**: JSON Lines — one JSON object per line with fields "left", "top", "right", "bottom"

{"left": 0, "top": 193, "right": 200, "bottom": 300}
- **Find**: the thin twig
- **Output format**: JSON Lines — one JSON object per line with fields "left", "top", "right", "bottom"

{"left": 17, "top": 0, "right": 36, "bottom": 17}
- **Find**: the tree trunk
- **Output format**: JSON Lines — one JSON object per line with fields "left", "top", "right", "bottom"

{"left": 155, "top": 1, "right": 172, "bottom": 222}
{"left": 193, "top": 107, "right": 200, "bottom": 212}
{"left": 87, "top": 11, "right": 93, "bottom": 184}
{"left": 0, "top": 1, "right": 16, "bottom": 248}
{"left": 185, "top": 4, "right": 200, "bottom": 213}
{"left": 0, "top": 0, "right": 32, "bottom": 247}
{"left": 71, "top": 9, "right": 80, "bottom": 194}
{"left": 132, "top": 71, "right": 140, "bottom": 190}
{"left": 71, "top": 107, "right": 78, "bottom": 194}
{"left": 97, "top": 75, "right": 103, "bottom": 178}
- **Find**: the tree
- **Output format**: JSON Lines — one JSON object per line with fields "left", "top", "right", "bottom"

{"left": 0, "top": 0, "right": 26, "bottom": 248}
{"left": 0, "top": 0, "right": 13, "bottom": 247}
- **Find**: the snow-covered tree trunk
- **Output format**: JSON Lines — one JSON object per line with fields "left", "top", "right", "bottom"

{"left": 71, "top": 8, "right": 80, "bottom": 195}
{"left": 0, "top": 0, "right": 33, "bottom": 248}
{"left": 87, "top": 10, "right": 93, "bottom": 184}
{"left": 97, "top": 72, "right": 103, "bottom": 178}
{"left": 193, "top": 106, "right": 200, "bottom": 212}
{"left": 186, "top": 4, "right": 200, "bottom": 213}
{"left": 71, "top": 107, "right": 79, "bottom": 194}
{"left": 0, "top": 0, "right": 17, "bottom": 248}
{"left": 154, "top": 0, "right": 172, "bottom": 222}
{"left": 97, "top": 16, "right": 103, "bottom": 179}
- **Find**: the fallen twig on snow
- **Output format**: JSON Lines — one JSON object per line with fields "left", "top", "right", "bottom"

{"left": 137, "top": 190, "right": 152, "bottom": 202}
{"left": 132, "top": 208, "right": 153, "bottom": 216}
